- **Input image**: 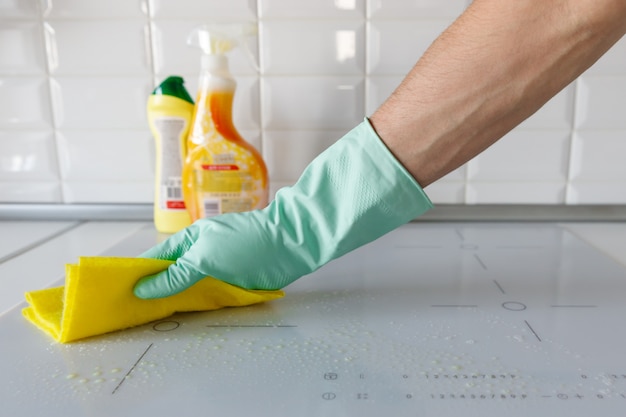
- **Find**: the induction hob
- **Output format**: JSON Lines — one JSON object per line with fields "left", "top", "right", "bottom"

{"left": 1, "top": 223, "right": 626, "bottom": 416}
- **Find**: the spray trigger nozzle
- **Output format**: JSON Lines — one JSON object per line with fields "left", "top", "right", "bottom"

{"left": 187, "top": 23, "right": 259, "bottom": 72}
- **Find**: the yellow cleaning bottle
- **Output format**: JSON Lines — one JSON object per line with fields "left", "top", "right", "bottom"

{"left": 147, "top": 76, "right": 195, "bottom": 233}
{"left": 183, "top": 24, "right": 268, "bottom": 222}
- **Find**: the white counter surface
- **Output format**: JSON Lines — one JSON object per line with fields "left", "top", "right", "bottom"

{"left": 2, "top": 221, "right": 626, "bottom": 417}
{"left": 1, "top": 220, "right": 626, "bottom": 315}
{"left": 0, "top": 221, "right": 150, "bottom": 315}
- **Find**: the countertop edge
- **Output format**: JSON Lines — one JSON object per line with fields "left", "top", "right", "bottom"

{"left": 2, "top": 203, "right": 626, "bottom": 222}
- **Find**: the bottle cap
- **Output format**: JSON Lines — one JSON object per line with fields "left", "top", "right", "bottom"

{"left": 152, "top": 76, "right": 194, "bottom": 104}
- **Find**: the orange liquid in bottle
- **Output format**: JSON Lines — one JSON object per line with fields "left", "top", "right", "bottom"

{"left": 182, "top": 89, "right": 268, "bottom": 222}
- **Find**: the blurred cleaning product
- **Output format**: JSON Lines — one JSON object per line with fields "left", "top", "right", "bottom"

{"left": 147, "top": 76, "right": 195, "bottom": 233}
{"left": 183, "top": 23, "right": 268, "bottom": 222}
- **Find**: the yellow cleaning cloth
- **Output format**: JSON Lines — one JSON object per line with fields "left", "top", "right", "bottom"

{"left": 22, "top": 257, "right": 284, "bottom": 343}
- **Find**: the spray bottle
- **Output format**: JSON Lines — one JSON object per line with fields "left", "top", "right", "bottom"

{"left": 183, "top": 23, "right": 269, "bottom": 222}
{"left": 147, "top": 76, "right": 194, "bottom": 233}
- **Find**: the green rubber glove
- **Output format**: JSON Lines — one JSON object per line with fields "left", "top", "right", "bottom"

{"left": 134, "top": 118, "right": 432, "bottom": 299}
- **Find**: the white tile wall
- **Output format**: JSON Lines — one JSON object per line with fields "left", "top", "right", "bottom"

{"left": 368, "top": 0, "right": 471, "bottom": 19}
{"left": 568, "top": 130, "right": 626, "bottom": 204}
{"left": 260, "top": 0, "right": 365, "bottom": 19}
{"left": 56, "top": 130, "right": 153, "bottom": 181}
{"left": 261, "top": 20, "right": 365, "bottom": 75}
{"left": 0, "top": 131, "right": 59, "bottom": 180}
{"left": 262, "top": 76, "right": 365, "bottom": 129}
{"left": 467, "top": 130, "right": 571, "bottom": 182}
{"left": 51, "top": 77, "right": 152, "bottom": 129}
{"left": 46, "top": 20, "right": 150, "bottom": 75}
{"left": 0, "top": 0, "right": 625, "bottom": 205}
{"left": 43, "top": 0, "right": 147, "bottom": 19}
{"left": 368, "top": 19, "right": 450, "bottom": 75}
{"left": 467, "top": 182, "right": 567, "bottom": 205}
{"left": 150, "top": 0, "right": 256, "bottom": 19}
{"left": 0, "top": 21, "right": 46, "bottom": 74}
{"left": 263, "top": 129, "right": 342, "bottom": 181}
{"left": 0, "top": 0, "right": 39, "bottom": 19}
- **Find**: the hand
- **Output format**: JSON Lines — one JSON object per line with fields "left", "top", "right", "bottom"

{"left": 133, "top": 119, "right": 432, "bottom": 299}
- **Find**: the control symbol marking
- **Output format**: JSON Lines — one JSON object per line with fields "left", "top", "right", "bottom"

{"left": 112, "top": 343, "right": 154, "bottom": 395}
{"left": 502, "top": 301, "right": 527, "bottom": 311}
{"left": 431, "top": 305, "right": 478, "bottom": 308}
{"left": 493, "top": 280, "right": 506, "bottom": 295}
{"left": 152, "top": 320, "right": 180, "bottom": 332}
{"left": 474, "top": 254, "right": 487, "bottom": 270}
{"left": 322, "top": 392, "right": 336, "bottom": 400}
{"left": 524, "top": 320, "right": 542, "bottom": 342}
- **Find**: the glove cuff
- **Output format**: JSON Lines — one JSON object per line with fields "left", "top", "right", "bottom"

{"left": 360, "top": 117, "right": 433, "bottom": 222}
{"left": 267, "top": 118, "right": 434, "bottom": 280}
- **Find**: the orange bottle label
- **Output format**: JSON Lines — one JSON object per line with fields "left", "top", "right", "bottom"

{"left": 183, "top": 89, "right": 268, "bottom": 222}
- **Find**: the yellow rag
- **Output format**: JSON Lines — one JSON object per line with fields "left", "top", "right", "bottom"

{"left": 22, "top": 257, "right": 284, "bottom": 343}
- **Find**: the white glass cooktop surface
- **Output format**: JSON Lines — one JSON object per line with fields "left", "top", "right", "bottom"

{"left": 2, "top": 223, "right": 626, "bottom": 416}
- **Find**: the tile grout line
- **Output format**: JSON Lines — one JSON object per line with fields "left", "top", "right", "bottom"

{"left": 38, "top": 0, "right": 66, "bottom": 203}
{"left": 144, "top": 0, "right": 157, "bottom": 89}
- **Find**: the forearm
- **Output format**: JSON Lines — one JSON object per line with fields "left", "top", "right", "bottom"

{"left": 370, "top": 0, "right": 626, "bottom": 187}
